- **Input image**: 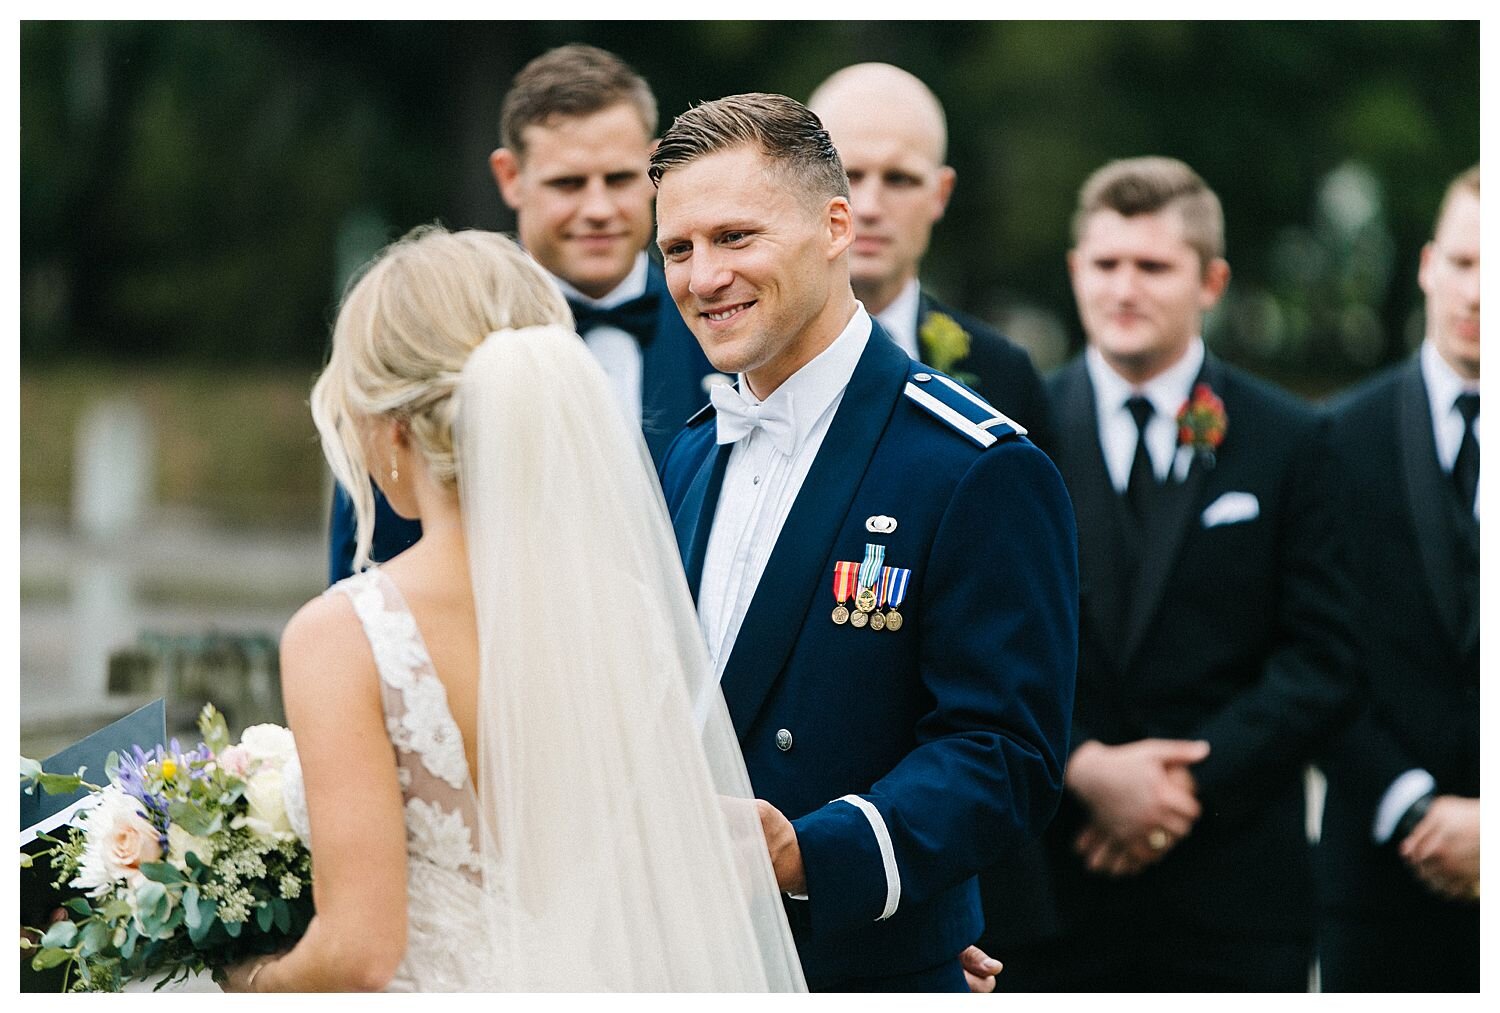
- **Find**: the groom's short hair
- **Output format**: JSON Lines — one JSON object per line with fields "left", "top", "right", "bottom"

{"left": 500, "top": 44, "right": 657, "bottom": 157}
{"left": 649, "top": 93, "right": 849, "bottom": 209}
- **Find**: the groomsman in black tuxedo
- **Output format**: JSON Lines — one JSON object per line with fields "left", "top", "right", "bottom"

{"left": 1317, "top": 166, "right": 1480, "bottom": 992}
{"left": 327, "top": 45, "right": 716, "bottom": 580}
{"left": 1004, "top": 157, "right": 1356, "bottom": 991}
{"left": 806, "top": 64, "right": 1052, "bottom": 452}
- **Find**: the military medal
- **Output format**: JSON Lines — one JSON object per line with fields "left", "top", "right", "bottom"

{"left": 850, "top": 609, "right": 869, "bottom": 628}
{"left": 880, "top": 566, "right": 911, "bottom": 632}
{"left": 854, "top": 543, "right": 885, "bottom": 614}
{"left": 830, "top": 560, "right": 859, "bottom": 625}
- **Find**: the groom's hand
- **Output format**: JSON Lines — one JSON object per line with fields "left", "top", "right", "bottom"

{"left": 961, "top": 945, "right": 1002, "bottom": 992}
{"left": 756, "top": 800, "right": 806, "bottom": 895}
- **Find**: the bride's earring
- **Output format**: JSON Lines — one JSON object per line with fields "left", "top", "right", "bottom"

{"left": 390, "top": 452, "right": 399, "bottom": 483}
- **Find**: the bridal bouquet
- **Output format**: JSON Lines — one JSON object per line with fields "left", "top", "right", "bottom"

{"left": 19, "top": 706, "right": 312, "bottom": 991}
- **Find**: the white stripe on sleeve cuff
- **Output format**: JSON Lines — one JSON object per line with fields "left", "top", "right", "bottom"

{"left": 837, "top": 794, "right": 901, "bottom": 920}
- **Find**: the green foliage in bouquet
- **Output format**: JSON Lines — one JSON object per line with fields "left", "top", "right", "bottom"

{"left": 19, "top": 705, "right": 312, "bottom": 991}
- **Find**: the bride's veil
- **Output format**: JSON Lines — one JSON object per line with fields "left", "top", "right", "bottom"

{"left": 455, "top": 325, "right": 805, "bottom": 991}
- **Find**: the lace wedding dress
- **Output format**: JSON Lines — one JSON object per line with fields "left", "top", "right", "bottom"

{"left": 284, "top": 567, "right": 498, "bottom": 991}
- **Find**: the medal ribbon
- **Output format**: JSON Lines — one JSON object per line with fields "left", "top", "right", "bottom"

{"left": 858, "top": 543, "right": 886, "bottom": 594}
{"left": 832, "top": 561, "right": 859, "bottom": 603}
{"left": 880, "top": 567, "right": 911, "bottom": 609}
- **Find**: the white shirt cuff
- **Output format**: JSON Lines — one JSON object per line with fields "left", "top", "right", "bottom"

{"left": 1373, "top": 768, "right": 1436, "bottom": 843}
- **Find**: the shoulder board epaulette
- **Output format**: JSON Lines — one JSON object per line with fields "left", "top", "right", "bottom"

{"left": 903, "top": 371, "right": 1025, "bottom": 448}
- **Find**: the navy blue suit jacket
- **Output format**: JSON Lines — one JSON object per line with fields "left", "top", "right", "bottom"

{"left": 326, "top": 257, "right": 715, "bottom": 583}
{"left": 658, "top": 325, "right": 1077, "bottom": 987}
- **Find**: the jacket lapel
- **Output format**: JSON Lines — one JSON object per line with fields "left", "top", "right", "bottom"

{"left": 1051, "top": 360, "right": 1126, "bottom": 670}
{"left": 717, "top": 330, "right": 909, "bottom": 735}
{"left": 1118, "top": 356, "right": 1218, "bottom": 666}
{"left": 1397, "top": 357, "right": 1465, "bottom": 646}
{"left": 676, "top": 437, "right": 732, "bottom": 604}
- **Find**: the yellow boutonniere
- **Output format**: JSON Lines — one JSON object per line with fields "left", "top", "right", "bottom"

{"left": 918, "top": 311, "right": 971, "bottom": 376}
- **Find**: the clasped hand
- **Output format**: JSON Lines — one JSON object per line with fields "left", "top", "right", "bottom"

{"left": 1400, "top": 795, "right": 1479, "bottom": 901}
{"left": 1065, "top": 738, "right": 1210, "bottom": 877}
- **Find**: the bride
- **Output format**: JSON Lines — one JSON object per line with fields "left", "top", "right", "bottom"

{"left": 219, "top": 226, "right": 805, "bottom": 991}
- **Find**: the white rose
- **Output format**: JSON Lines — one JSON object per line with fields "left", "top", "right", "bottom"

{"left": 238, "top": 724, "right": 296, "bottom": 769}
{"left": 69, "top": 787, "right": 162, "bottom": 896}
{"left": 243, "top": 768, "right": 293, "bottom": 839}
{"left": 165, "top": 822, "right": 215, "bottom": 871}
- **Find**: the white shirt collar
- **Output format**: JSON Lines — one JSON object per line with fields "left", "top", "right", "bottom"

{"left": 1085, "top": 337, "right": 1206, "bottom": 424}
{"left": 873, "top": 277, "right": 922, "bottom": 358}
{"left": 552, "top": 251, "right": 648, "bottom": 309}
{"left": 738, "top": 303, "right": 873, "bottom": 454}
{"left": 1421, "top": 337, "right": 1480, "bottom": 423}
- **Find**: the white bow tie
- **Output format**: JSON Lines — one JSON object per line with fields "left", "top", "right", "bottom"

{"left": 712, "top": 384, "right": 797, "bottom": 456}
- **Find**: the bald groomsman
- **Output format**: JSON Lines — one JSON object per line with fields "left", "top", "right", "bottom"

{"left": 1317, "top": 166, "right": 1480, "bottom": 992}
{"left": 808, "top": 64, "right": 1052, "bottom": 452}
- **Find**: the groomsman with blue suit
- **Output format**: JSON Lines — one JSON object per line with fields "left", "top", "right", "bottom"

{"left": 327, "top": 45, "right": 715, "bottom": 579}
{"left": 1317, "top": 166, "right": 1480, "bottom": 992}
{"left": 1005, "top": 157, "right": 1357, "bottom": 990}
{"left": 651, "top": 93, "right": 1077, "bottom": 992}
{"left": 807, "top": 63, "right": 1053, "bottom": 454}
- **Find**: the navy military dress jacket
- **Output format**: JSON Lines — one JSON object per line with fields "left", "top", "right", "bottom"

{"left": 326, "top": 257, "right": 715, "bottom": 583}
{"left": 658, "top": 325, "right": 1078, "bottom": 987}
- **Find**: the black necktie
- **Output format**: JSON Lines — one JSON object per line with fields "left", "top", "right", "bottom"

{"left": 566, "top": 290, "right": 660, "bottom": 348}
{"left": 1452, "top": 391, "right": 1480, "bottom": 512}
{"left": 1125, "top": 395, "right": 1158, "bottom": 519}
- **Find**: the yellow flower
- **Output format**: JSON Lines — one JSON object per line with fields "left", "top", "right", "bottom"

{"left": 160, "top": 758, "right": 177, "bottom": 780}
{"left": 918, "top": 312, "right": 971, "bottom": 375}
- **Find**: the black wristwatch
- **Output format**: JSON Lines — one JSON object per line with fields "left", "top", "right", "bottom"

{"left": 1392, "top": 790, "right": 1437, "bottom": 844}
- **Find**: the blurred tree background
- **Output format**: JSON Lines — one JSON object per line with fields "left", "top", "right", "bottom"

{"left": 19, "top": 20, "right": 1480, "bottom": 525}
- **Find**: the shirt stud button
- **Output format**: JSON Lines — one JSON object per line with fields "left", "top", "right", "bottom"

{"left": 775, "top": 729, "right": 793, "bottom": 752}
{"left": 753, "top": 475, "right": 761, "bottom": 485}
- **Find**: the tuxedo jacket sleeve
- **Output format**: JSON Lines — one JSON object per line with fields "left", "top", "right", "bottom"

{"left": 326, "top": 481, "right": 422, "bottom": 585}
{"left": 1178, "top": 389, "right": 1358, "bottom": 822}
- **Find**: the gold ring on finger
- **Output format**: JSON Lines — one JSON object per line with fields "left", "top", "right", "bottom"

{"left": 1148, "top": 827, "right": 1169, "bottom": 851}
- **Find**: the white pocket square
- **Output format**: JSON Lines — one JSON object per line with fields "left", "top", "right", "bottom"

{"left": 1201, "top": 491, "right": 1259, "bottom": 528}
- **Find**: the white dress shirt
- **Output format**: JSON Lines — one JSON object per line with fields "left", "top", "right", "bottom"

{"left": 873, "top": 276, "right": 922, "bottom": 360}
{"left": 1421, "top": 337, "right": 1481, "bottom": 520}
{"left": 553, "top": 252, "right": 649, "bottom": 427}
{"left": 1373, "top": 340, "right": 1482, "bottom": 842}
{"left": 697, "top": 305, "right": 873, "bottom": 680}
{"left": 1085, "top": 338, "right": 1207, "bottom": 492}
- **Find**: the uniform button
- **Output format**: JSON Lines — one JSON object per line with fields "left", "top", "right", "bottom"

{"left": 753, "top": 475, "right": 761, "bottom": 485}
{"left": 775, "top": 729, "right": 793, "bottom": 752}
{"left": 913, "top": 372, "right": 933, "bottom": 382}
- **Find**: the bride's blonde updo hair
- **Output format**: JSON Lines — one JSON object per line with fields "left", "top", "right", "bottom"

{"left": 311, "top": 225, "right": 571, "bottom": 572}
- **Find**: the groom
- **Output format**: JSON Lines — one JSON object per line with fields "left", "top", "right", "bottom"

{"left": 651, "top": 93, "right": 1077, "bottom": 991}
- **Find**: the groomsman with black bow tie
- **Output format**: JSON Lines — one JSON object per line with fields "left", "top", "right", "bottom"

{"left": 1316, "top": 166, "right": 1480, "bottom": 992}
{"left": 327, "top": 44, "right": 716, "bottom": 581}
{"left": 1004, "top": 157, "right": 1357, "bottom": 991}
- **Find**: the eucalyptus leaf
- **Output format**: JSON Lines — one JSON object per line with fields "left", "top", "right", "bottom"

{"left": 224, "top": 917, "right": 243, "bottom": 938}
{"left": 63, "top": 897, "right": 92, "bottom": 917}
{"left": 140, "top": 861, "right": 185, "bottom": 885}
{"left": 40, "top": 919, "right": 77, "bottom": 947}
{"left": 183, "top": 886, "right": 202, "bottom": 930}
{"left": 256, "top": 903, "right": 274, "bottom": 932}
{"left": 167, "top": 799, "right": 219, "bottom": 837}
{"left": 272, "top": 896, "right": 290, "bottom": 933}
{"left": 31, "top": 947, "right": 73, "bottom": 970}
{"left": 81, "top": 919, "right": 112, "bottom": 956}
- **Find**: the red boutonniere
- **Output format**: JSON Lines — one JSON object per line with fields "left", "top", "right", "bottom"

{"left": 1177, "top": 383, "right": 1227, "bottom": 468}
